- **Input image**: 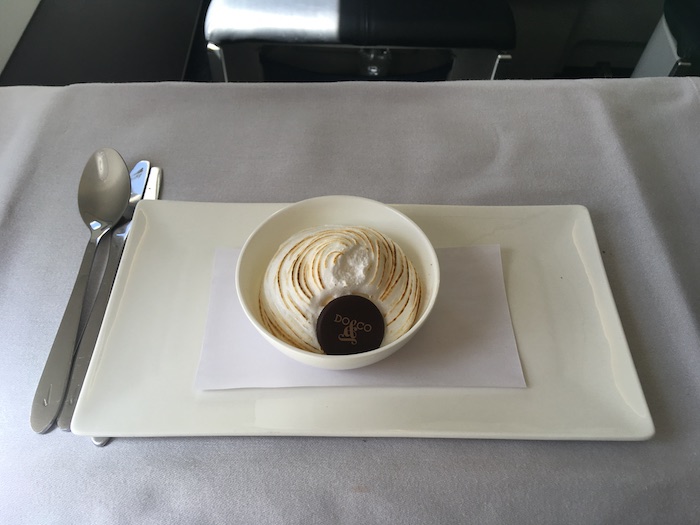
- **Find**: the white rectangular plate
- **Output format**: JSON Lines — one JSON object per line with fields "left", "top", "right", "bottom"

{"left": 72, "top": 201, "right": 654, "bottom": 440}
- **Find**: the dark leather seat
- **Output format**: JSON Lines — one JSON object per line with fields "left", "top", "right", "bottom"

{"left": 336, "top": 0, "right": 515, "bottom": 49}
{"left": 205, "top": 0, "right": 516, "bottom": 81}
{"left": 665, "top": 0, "right": 700, "bottom": 69}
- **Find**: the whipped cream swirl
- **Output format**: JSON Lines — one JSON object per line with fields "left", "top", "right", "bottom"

{"left": 260, "top": 225, "right": 422, "bottom": 353}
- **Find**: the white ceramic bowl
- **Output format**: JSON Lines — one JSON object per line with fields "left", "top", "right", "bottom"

{"left": 236, "top": 195, "right": 440, "bottom": 370}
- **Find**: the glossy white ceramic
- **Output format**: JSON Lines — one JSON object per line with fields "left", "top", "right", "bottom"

{"left": 236, "top": 196, "right": 440, "bottom": 370}
{"left": 71, "top": 201, "right": 654, "bottom": 440}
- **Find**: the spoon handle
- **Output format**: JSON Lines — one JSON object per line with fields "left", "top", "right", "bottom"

{"left": 30, "top": 232, "right": 102, "bottom": 433}
{"left": 56, "top": 223, "right": 131, "bottom": 430}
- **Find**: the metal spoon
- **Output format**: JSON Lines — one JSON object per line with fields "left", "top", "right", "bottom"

{"left": 56, "top": 160, "right": 151, "bottom": 431}
{"left": 31, "top": 148, "right": 131, "bottom": 434}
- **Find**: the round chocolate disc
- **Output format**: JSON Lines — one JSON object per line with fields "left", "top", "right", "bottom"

{"left": 316, "top": 295, "right": 385, "bottom": 355}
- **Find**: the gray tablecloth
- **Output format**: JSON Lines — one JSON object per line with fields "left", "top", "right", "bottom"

{"left": 1, "top": 78, "right": 699, "bottom": 524}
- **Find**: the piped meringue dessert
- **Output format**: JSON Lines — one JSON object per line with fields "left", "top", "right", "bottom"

{"left": 259, "top": 225, "right": 422, "bottom": 353}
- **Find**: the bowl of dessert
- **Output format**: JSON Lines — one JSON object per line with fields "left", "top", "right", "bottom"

{"left": 236, "top": 195, "right": 440, "bottom": 370}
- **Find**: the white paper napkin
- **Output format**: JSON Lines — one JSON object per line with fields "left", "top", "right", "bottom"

{"left": 195, "top": 245, "right": 525, "bottom": 390}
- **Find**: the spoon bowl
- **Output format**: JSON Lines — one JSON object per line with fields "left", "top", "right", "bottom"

{"left": 78, "top": 148, "right": 132, "bottom": 235}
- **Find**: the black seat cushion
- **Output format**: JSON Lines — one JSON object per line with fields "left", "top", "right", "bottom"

{"left": 339, "top": 0, "right": 515, "bottom": 49}
{"left": 665, "top": 0, "right": 700, "bottom": 60}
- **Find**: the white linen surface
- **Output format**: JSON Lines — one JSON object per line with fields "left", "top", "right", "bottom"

{"left": 1, "top": 78, "right": 699, "bottom": 525}
{"left": 195, "top": 246, "right": 525, "bottom": 389}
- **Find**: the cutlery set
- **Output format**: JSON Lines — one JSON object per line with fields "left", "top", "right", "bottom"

{"left": 31, "top": 149, "right": 162, "bottom": 444}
